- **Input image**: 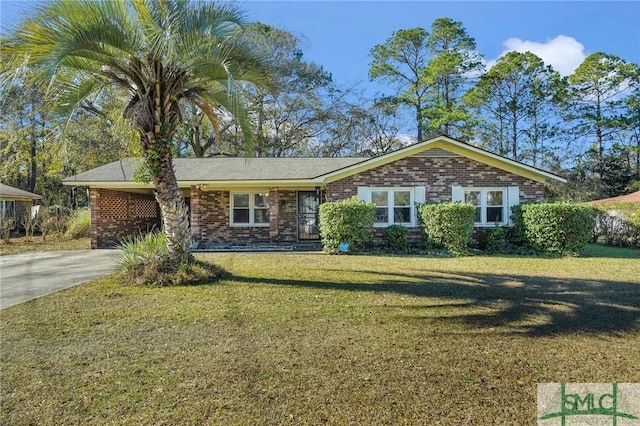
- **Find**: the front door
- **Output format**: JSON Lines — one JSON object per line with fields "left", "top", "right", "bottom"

{"left": 297, "top": 191, "right": 320, "bottom": 241}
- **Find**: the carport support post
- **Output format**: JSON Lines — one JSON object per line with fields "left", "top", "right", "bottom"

{"left": 190, "top": 186, "right": 202, "bottom": 249}
{"left": 269, "top": 188, "right": 280, "bottom": 244}
{"left": 89, "top": 188, "right": 100, "bottom": 249}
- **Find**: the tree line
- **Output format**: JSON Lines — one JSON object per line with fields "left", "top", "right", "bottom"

{"left": 2, "top": 5, "right": 639, "bottom": 216}
{"left": 368, "top": 18, "right": 639, "bottom": 200}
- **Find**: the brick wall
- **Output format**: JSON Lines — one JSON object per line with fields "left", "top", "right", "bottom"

{"left": 90, "top": 188, "right": 160, "bottom": 248}
{"left": 189, "top": 189, "right": 299, "bottom": 246}
{"left": 326, "top": 155, "right": 545, "bottom": 245}
{"left": 90, "top": 154, "right": 548, "bottom": 248}
{"left": 276, "top": 190, "right": 298, "bottom": 243}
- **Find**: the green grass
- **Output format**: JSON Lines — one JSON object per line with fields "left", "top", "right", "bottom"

{"left": 582, "top": 242, "right": 640, "bottom": 259}
{"left": 0, "top": 235, "right": 90, "bottom": 255}
{"left": 2, "top": 248, "right": 639, "bottom": 425}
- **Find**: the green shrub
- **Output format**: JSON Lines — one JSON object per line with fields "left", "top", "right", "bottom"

{"left": 318, "top": 196, "right": 376, "bottom": 254}
{"left": 519, "top": 203, "right": 595, "bottom": 255}
{"left": 20, "top": 208, "right": 39, "bottom": 241}
{"left": 117, "top": 232, "right": 224, "bottom": 286}
{"left": 39, "top": 205, "right": 72, "bottom": 240}
{"left": 482, "top": 225, "right": 506, "bottom": 254}
{"left": 65, "top": 208, "right": 91, "bottom": 239}
{"left": 0, "top": 216, "right": 15, "bottom": 243}
{"left": 591, "top": 202, "right": 640, "bottom": 248}
{"left": 418, "top": 202, "right": 476, "bottom": 254}
{"left": 117, "top": 232, "right": 169, "bottom": 273}
{"left": 385, "top": 224, "right": 408, "bottom": 252}
{"left": 508, "top": 203, "right": 528, "bottom": 247}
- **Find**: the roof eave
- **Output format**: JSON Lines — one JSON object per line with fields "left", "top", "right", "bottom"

{"left": 319, "top": 136, "right": 566, "bottom": 184}
{"left": 62, "top": 179, "right": 325, "bottom": 189}
{"left": 0, "top": 196, "right": 42, "bottom": 201}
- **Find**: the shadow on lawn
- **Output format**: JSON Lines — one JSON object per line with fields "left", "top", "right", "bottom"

{"left": 227, "top": 269, "right": 640, "bottom": 337}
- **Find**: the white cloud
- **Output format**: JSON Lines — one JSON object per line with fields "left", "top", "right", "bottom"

{"left": 487, "top": 35, "right": 587, "bottom": 76}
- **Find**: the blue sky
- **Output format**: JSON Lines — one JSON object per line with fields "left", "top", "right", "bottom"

{"left": 1, "top": 1, "right": 639, "bottom": 94}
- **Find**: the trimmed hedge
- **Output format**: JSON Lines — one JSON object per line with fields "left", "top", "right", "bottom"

{"left": 591, "top": 202, "right": 640, "bottom": 248}
{"left": 418, "top": 202, "right": 476, "bottom": 254}
{"left": 516, "top": 203, "right": 595, "bottom": 255}
{"left": 385, "top": 224, "right": 408, "bottom": 251}
{"left": 318, "top": 197, "right": 376, "bottom": 253}
{"left": 482, "top": 225, "right": 507, "bottom": 254}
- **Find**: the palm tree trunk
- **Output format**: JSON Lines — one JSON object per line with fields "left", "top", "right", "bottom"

{"left": 155, "top": 163, "right": 192, "bottom": 261}
{"left": 142, "top": 135, "right": 193, "bottom": 262}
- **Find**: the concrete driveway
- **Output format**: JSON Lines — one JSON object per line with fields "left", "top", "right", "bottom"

{"left": 0, "top": 250, "right": 120, "bottom": 309}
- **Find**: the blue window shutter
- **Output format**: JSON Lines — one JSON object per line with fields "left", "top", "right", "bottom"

{"left": 452, "top": 186, "right": 464, "bottom": 203}
{"left": 414, "top": 186, "right": 426, "bottom": 204}
{"left": 357, "top": 187, "right": 368, "bottom": 201}
{"left": 413, "top": 187, "right": 426, "bottom": 227}
{"left": 507, "top": 186, "right": 520, "bottom": 225}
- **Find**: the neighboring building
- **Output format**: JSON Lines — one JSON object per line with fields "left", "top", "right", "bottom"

{"left": 587, "top": 190, "right": 640, "bottom": 204}
{"left": 63, "top": 136, "right": 566, "bottom": 249}
{"left": 0, "top": 183, "right": 42, "bottom": 222}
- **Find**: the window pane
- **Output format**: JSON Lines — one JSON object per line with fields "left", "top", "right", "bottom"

{"left": 1, "top": 201, "right": 15, "bottom": 218}
{"left": 487, "top": 191, "right": 503, "bottom": 206}
{"left": 233, "top": 209, "right": 249, "bottom": 223}
{"left": 233, "top": 193, "right": 249, "bottom": 208}
{"left": 465, "top": 190, "right": 481, "bottom": 206}
{"left": 394, "top": 191, "right": 410, "bottom": 207}
{"left": 254, "top": 193, "right": 270, "bottom": 208}
{"left": 486, "top": 207, "right": 503, "bottom": 223}
{"left": 475, "top": 207, "right": 481, "bottom": 222}
{"left": 254, "top": 208, "right": 270, "bottom": 224}
{"left": 394, "top": 207, "right": 411, "bottom": 223}
{"left": 371, "top": 191, "right": 388, "bottom": 206}
{"left": 375, "top": 207, "right": 388, "bottom": 223}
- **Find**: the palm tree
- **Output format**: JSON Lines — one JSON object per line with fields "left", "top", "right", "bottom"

{"left": 2, "top": 0, "right": 269, "bottom": 261}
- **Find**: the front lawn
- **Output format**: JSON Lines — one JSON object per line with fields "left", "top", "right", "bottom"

{"left": 0, "top": 236, "right": 90, "bottom": 255}
{"left": 1, "top": 249, "right": 639, "bottom": 424}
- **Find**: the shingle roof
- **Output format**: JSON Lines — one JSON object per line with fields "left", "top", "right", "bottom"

{"left": 0, "top": 183, "right": 42, "bottom": 200}
{"left": 63, "top": 157, "right": 368, "bottom": 183}
{"left": 62, "top": 136, "right": 567, "bottom": 187}
{"left": 587, "top": 190, "right": 640, "bottom": 204}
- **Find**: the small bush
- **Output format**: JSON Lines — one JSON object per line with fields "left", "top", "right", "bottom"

{"left": 519, "top": 203, "right": 595, "bottom": 255}
{"left": 117, "top": 232, "right": 225, "bottom": 286}
{"left": 0, "top": 216, "right": 15, "bottom": 243}
{"left": 482, "top": 225, "right": 506, "bottom": 254}
{"left": 591, "top": 202, "right": 640, "bottom": 248}
{"left": 39, "top": 205, "right": 72, "bottom": 240}
{"left": 508, "top": 203, "right": 528, "bottom": 247}
{"left": 20, "top": 208, "right": 40, "bottom": 242}
{"left": 418, "top": 202, "right": 476, "bottom": 254}
{"left": 118, "top": 232, "right": 169, "bottom": 273}
{"left": 318, "top": 196, "right": 376, "bottom": 254}
{"left": 385, "top": 224, "right": 408, "bottom": 252}
{"left": 65, "top": 208, "right": 91, "bottom": 239}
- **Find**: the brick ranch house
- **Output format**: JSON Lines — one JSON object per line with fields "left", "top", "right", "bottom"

{"left": 63, "top": 136, "right": 566, "bottom": 250}
{"left": 0, "top": 183, "right": 42, "bottom": 222}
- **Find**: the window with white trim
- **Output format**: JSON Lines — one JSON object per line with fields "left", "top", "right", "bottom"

{"left": 230, "top": 192, "right": 270, "bottom": 226}
{"left": 359, "top": 187, "right": 423, "bottom": 227}
{"left": 1, "top": 200, "right": 16, "bottom": 219}
{"left": 463, "top": 188, "right": 506, "bottom": 225}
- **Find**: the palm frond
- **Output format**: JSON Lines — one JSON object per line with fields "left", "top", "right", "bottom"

{"left": 3, "top": 0, "right": 272, "bottom": 155}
